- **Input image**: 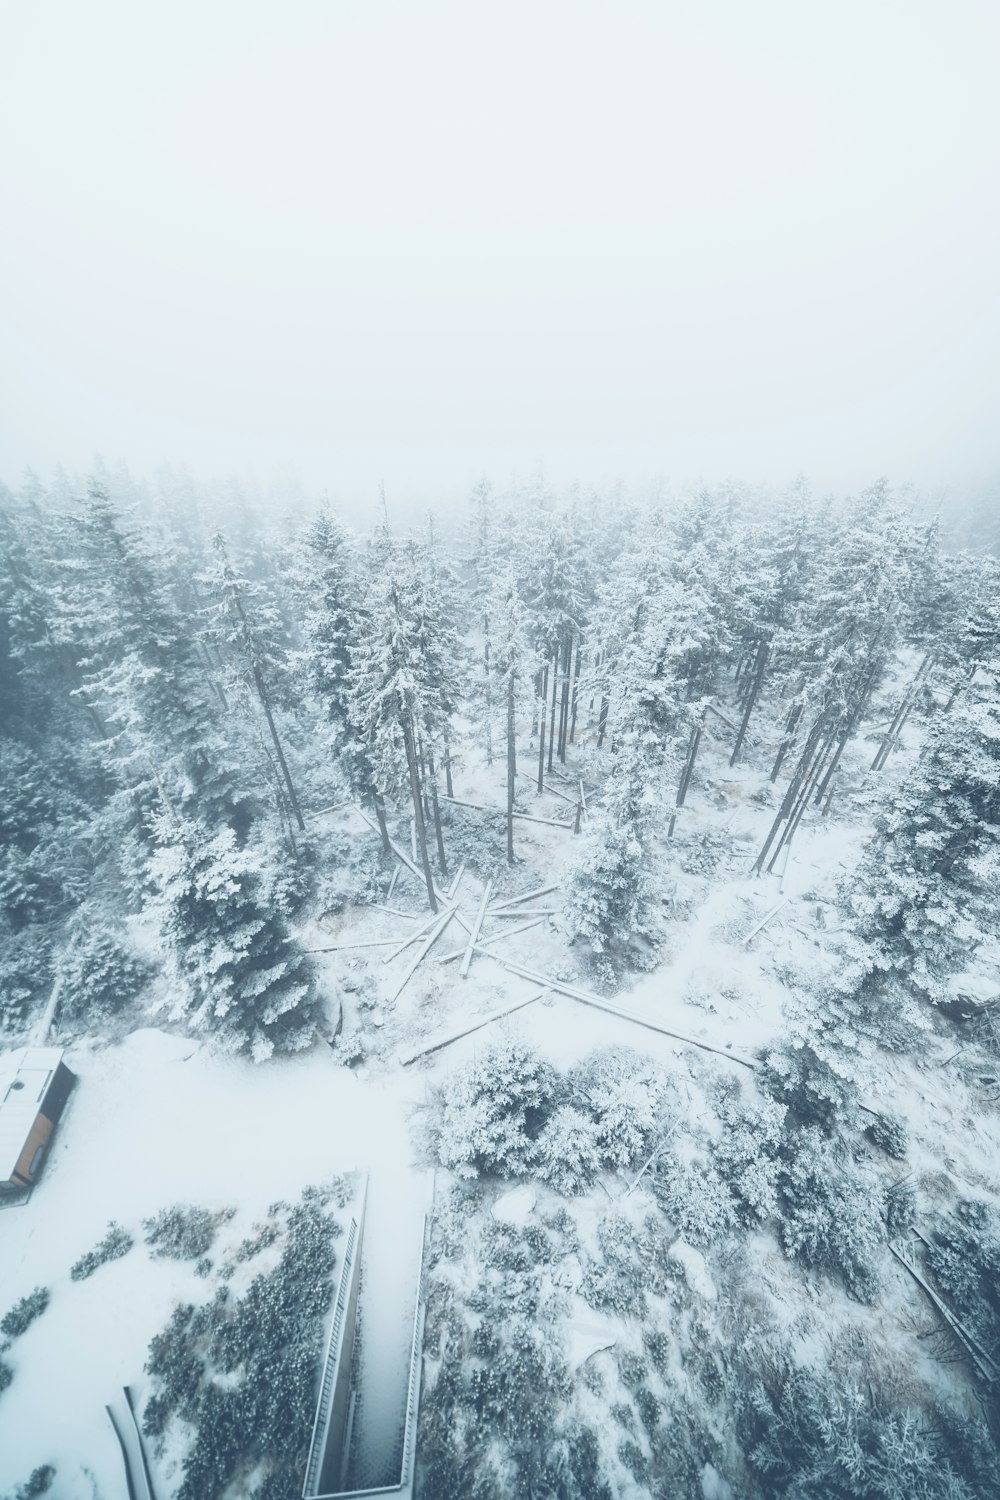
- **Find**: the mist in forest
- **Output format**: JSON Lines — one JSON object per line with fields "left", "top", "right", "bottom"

{"left": 2, "top": 1, "right": 999, "bottom": 509}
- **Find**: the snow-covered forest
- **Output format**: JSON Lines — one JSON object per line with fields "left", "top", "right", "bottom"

{"left": 2, "top": 467, "right": 1000, "bottom": 1499}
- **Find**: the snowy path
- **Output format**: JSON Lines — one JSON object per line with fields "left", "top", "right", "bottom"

{"left": 343, "top": 1170, "right": 430, "bottom": 1490}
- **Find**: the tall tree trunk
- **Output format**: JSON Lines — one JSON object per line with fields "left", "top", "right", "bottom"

{"left": 569, "top": 635, "right": 583, "bottom": 744}
{"left": 483, "top": 611, "right": 493, "bottom": 766}
{"left": 597, "top": 691, "right": 610, "bottom": 749}
{"left": 547, "top": 648, "right": 558, "bottom": 773}
{"left": 229, "top": 576, "right": 305, "bottom": 831}
{"left": 537, "top": 662, "right": 549, "bottom": 792}
{"left": 401, "top": 715, "right": 438, "bottom": 912}
{"left": 558, "top": 633, "right": 572, "bottom": 762}
{"left": 443, "top": 735, "right": 454, "bottom": 799}
{"left": 373, "top": 793, "right": 392, "bottom": 855}
{"left": 427, "top": 747, "right": 449, "bottom": 877}
{"left": 251, "top": 659, "right": 306, "bottom": 831}
{"left": 770, "top": 701, "right": 803, "bottom": 783}
{"left": 507, "top": 671, "right": 516, "bottom": 863}
{"left": 730, "top": 640, "right": 769, "bottom": 766}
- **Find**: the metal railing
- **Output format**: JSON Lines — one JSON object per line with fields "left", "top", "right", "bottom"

{"left": 302, "top": 1216, "right": 360, "bottom": 1499}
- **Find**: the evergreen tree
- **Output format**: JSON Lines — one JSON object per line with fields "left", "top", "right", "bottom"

{"left": 841, "top": 670, "right": 1000, "bottom": 1008}
{"left": 151, "top": 817, "right": 319, "bottom": 1061}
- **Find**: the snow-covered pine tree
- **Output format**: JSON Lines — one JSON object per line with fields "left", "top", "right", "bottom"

{"left": 841, "top": 667, "right": 1000, "bottom": 1010}
{"left": 55, "top": 482, "right": 246, "bottom": 833}
{"left": 151, "top": 816, "right": 318, "bottom": 1061}
{"left": 202, "top": 532, "right": 306, "bottom": 833}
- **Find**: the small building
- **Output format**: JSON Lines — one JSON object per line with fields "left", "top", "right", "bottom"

{"left": 0, "top": 1047, "right": 76, "bottom": 1193}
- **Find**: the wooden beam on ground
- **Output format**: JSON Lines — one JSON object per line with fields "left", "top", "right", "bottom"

{"left": 742, "top": 898, "right": 788, "bottom": 946}
{"left": 460, "top": 880, "right": 493, "bottom": 978}
{"left": 482, "top": 957, "right": 759, "bottom": 1069}
{"left": 440, "top": 916, "right": 547, "bottom": 965}
{"left": 386, "top": 864, "right": 401, "bottom": 901}
{"left": 447, "top": 861, "right": 467, "bottom": 900}
{"left": 440, "top": 794, "right": 573, "bottom": 829}
{"left": 388, "top": 905, "right": 457, "bottom": 1003}
{"left": 306, "top": 938, "right": 404, "bottom": 954}
{"left": 400, "top": 990, "right": 549, "bottom": 1065}
{"left": 382, "top": 907, "right": 448, "bottom": 964}
{"left": 488, "top": 883, "right": 559, "bottom": 913}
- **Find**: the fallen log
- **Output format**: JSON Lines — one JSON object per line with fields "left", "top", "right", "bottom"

{"left": 439, "top": 916, "right": 548, "bottom": 964}
{"left": 400, "top": 989, "right": 549, "bottom": 1065}
{"left": 460, "top": 879, "right": 493, "bottom": 979}
{"left": 387, "top": 905, "right": 458, "bottom": 1003}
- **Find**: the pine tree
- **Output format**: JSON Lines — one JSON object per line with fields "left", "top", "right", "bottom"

{"left": 151, "top": 816, "right": 318, "bottom": 1061}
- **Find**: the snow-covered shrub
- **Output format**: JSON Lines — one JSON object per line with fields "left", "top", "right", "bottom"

{"left": 0, "top": 1357, "right": 13, "bottom": 1397}
{"left": 864, "top": 1110, "right": 909, "bottom": 1160}
{"left": 57, "top": 920, "right": 151, "bottom": 1027}
{"left": 142, "top": 1205, "right": 226, "bottom": 1261}
{"left": 70, "top": 1222, "right": 134, "bottom": 1280}
{"left": 925, "top": 1199, "right": 1000, "bottom": 1356}
{"left": 617, "top": 1437, "right": 648, "bottom": 1484}
{"left": 759, "top": 1036, "right": 857, "bottom": 1133}
{"left": 235, "top": 1222, "right": 279, "bottom": 1262}
{"left": 434, "top": 1040, "right": 558, "bottom": 1179}
{"left": 481, "top": 1220, "right": 553, "bottom": 1275}
{"left": 651, "top": 1157, "right": 736, "bottom": 1248}
{"left": 776, "top": 1130, "right": 885, "bottom": 1301}
{"left": 883, "top": 1179, "right": 917, "bottom": 1239}
{"left": 534, "top": 1105, "right": 601, "bottom": 1195}
{"left": 0, "top": 1287, "right": 49, "bottom": 1340}
{"left": 468, "top": 1318, "right": 571, "bottom": 1444}
{"left": 714, "top": 1093, "right": 786, "bottom": 1224}
{"left": 570, "top": 1047, "right": 666, "bottom": 1169}
{"left": 739, "top": 1349, "right": 983, "bottom": 1500}
{"left": 143, "top": 1190, "right": 341, "bottom": 1500}
{"left": 581, "top": 1214, "right": 650, "bottom": 1317}
{"left": 8, "top": 1465, "right": 56, "bottom": 1497}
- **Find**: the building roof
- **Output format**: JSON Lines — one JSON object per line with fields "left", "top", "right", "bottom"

{"left": 0, "top": 1047, "right": 65, "bottom": 1182}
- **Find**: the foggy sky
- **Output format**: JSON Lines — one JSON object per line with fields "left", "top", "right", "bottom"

{"left": 1, "top": 1, "right": 998, "bottom": 506}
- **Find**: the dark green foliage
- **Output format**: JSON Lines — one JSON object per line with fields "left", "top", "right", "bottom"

{"left": 776, "top": 1131, "right": 885, "bottom": 1301}
{"left": 58, "top": 920, "right": 150, "bottom": 1026}
{"left": 925, "top": 1200, "right": 1000, "bottom": 1357}
{"left": 651, "top": 1156, "right": 736, "bottom": 1247}
{"left": 0, "top": 1287, "right": 50, "bottom": 1340}
{"left": 739, "top": 1353, "right": 982, "bottom": 1500}
{"left": 581, "top": 1215, "right": 649, "bottom": 1317}
{"left": 617, "top": 1438, "right": 648, "bottom": 1484}
{"left": 152, "top": 819, "right": 318, "bottom": 1062}
{"left": 865, "top": 1111, "right": 909, "bottom": 1160}
{"left": 760, "top": 1039, "right": 857, "bottom": 1133}
{"left": 0, "top": 1358, "right": 13, "bottom": 1397}
{"left": 434, "top": 1039, "right": 559, "bottom": 1179}
{"left": 142, "top": 1190, "right": 341, "bottom": 1500}
{"left": 70, "top": 1222, "right": 134, "bottom": 1280}
{"left": 3, "top": 1466, "right": 57, "bottom": 1499}
{"left": 142, "top": 1205, "right": 221, "bottom": 1261}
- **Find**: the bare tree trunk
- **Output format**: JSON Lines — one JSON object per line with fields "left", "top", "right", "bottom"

{"left": 537, "top": 662, "right": 549, "bottom": 792}
{"left": 401, "top": 715, "right": 438, "bottom": 911}
{"left": 770, "top": 701, "right": 803, "bottom": 783}
{"left": 251, "top": 659, "right": 306, "bottom": 831}
{"left": 569, "top": 635, "right": 583, "bottom": 743}
{"left": 597, "top": 691, "right": 610, "bottom": 749}
{"left": 507, "top": 672, "right": 516, "bottom": 864}
{"left": 427, "top": 747, "right": 449, "bottom": 877}
{"left": 373, "top": 793, "right": 392, "bottom": 855}
{"left": 730, "top": 640, "right": 769, "bottom": 765}
{"left": 443, "top": 736, "right": 454, "bottom": 799}
{"left": 547, "top": 648, "right": 558, "bottom": 773}
{"left": 558, "top": 633, "right": 572, "bottom": 762}
{"left": 483, "top": 611, "right": 493, "bottom": 766}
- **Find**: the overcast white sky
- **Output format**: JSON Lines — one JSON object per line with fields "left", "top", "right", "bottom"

{"left": 1, "top": 1, "right": 998, "bottom": 505}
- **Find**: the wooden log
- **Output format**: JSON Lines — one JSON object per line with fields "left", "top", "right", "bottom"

{"left": 306, "top": 939, "right": 403, "bottom": 953}
{"left": 440, "top": 916, "right": 547, "bottom": 965}
{"left": 460, "top": 880, "right": 493, "bottom": 978}
{"left": 382, "top": 907, "right": 448, "bottom": 964}
{"left": 400, "top": 990, "right": 549, "bottom": 1065}
{"left": 488, "top": 883, "right": 559, "bottom": 913}
{"left": 388, "top": 906, "right": 457, "bottom": 1003}
{"left": 386, "top": 864, "right": 401, "bottom": 901}
{"left": 447, "top": 861, "right": 466, "bottom": 900}
{"left": 440, "top": 795, "right": 572, "bottom": 829}
{"left": 484, "top": 957, "right": 759, "bottom": 1069}
{"left": 890, "top": 1242, "right": 999, "bottom": 1383}
{"left": 742, "top": 898, "right": 788, "bottom": 945}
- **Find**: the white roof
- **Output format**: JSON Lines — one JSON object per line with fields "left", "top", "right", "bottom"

{"left": 0, "top": 1047, "right": 64, "bottom": 1181}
